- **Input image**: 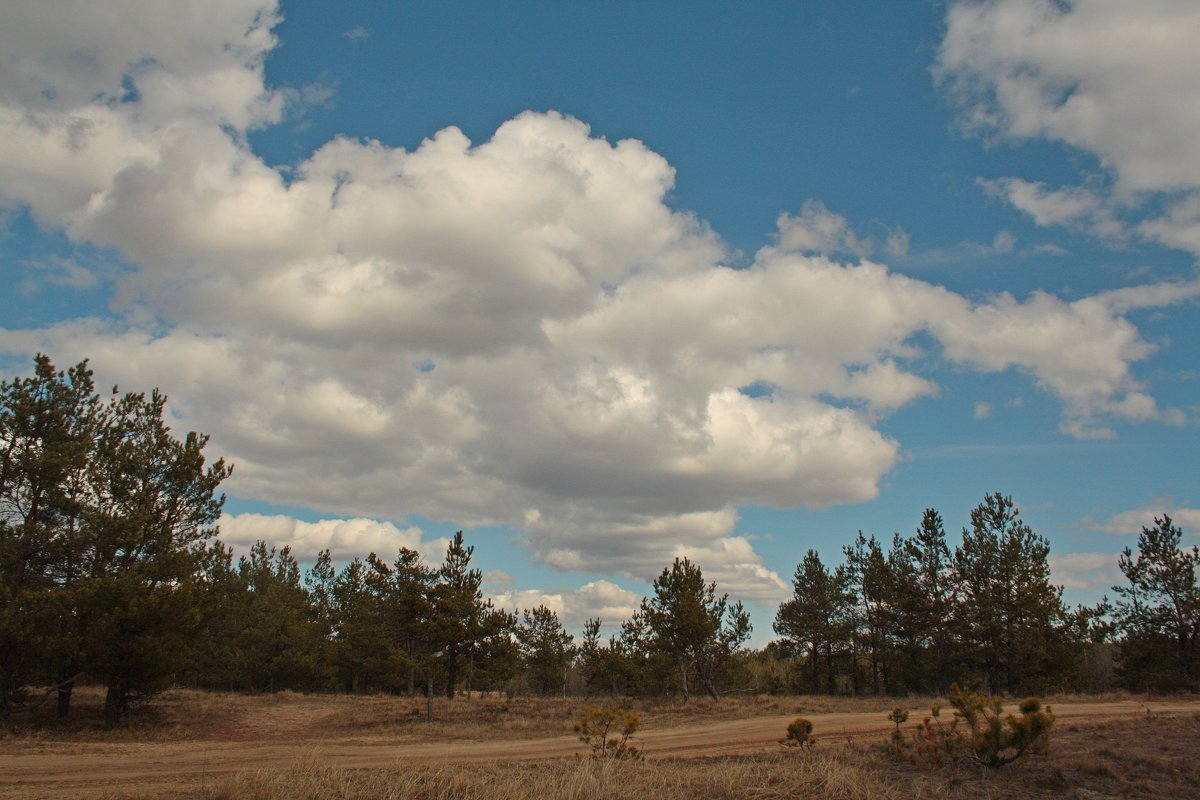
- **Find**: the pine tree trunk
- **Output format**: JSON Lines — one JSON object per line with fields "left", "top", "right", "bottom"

{"left": 699, "top": 664, "right": 720, "bottom": 701}
{"left": 56, "top": 678, "right": 74, "bottom": 718}
{"left": 104, "top": 684, "right": 125, "bottom": 729}
{"left": 445, "top": 655, "right": 457, "bottom": 699}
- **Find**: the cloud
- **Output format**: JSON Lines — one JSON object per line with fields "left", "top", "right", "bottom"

{"left": 0, "top": 0, "right": 1193, "bottom": 604}
{"left": 974, "top": 401, "right": 993, "bottom": 420}
{"left": 1082, "top": 506, "right": 1200, "bottom": 537}
{"left": 938, "top": 0, "right": 1200, "bottom": 194}
{"left": 991, "top": 230, "right": 1016, "bottom": 254}
{"left": 884, "top": 227, "right": 910, "bottom": 259}
{"left": 775, "top": 201, "right": 912, "bottom": 263}
{"left": 492, "top": 580, "right": 642, "bottom": 635}
{"left": 218, "top": 513, "right": 440, "bottom": 563}
{"left": 776, "top": 201, "right": 875, "bottom": 259}
{"left": 1048, "top": 551, "right": 1122, "bottom": 592}
{"left": 20, "top": 255, "right": 99, "bottom": 294}
{"left": 979, "top": 177, "right": 1122, "bottom": 239}
{"left": 939, "top": 0, "right": 1200, "bottom": 256}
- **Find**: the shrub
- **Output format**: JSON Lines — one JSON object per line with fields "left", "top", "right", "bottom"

{"left": 782, "top": 716, "right": 815, "bottom": 749}
{"left": 910, "top": 704, "right": 961, "bottom": 767}
{"left": 949, "top": 684, "right": 1054, "bottom": 768}
{"left": 885, "top": 708, "right": 908, "bottom": 758}
{"left": 886, "top": 703, "right": 961, "bottom": 767}
{"left": 573, "top": 706, "right": 642, "bottom": 760}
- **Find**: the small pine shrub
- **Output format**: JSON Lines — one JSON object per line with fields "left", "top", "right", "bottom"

{"left": 573, "top": 706, "right": 642, "bottom": 760}
{"left": 885, "top": 708, "right": 909, "bottom": 758}
{"left": 908, "top": 704, "right": 961, "bottom": 768}
{"left": 782, "top": 716, "right": 815, "bottom": 749}
{"left": 949, "top": 684, "right": 1054, "bottom": 768}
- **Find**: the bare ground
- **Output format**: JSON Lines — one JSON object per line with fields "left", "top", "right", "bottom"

{"left": 1, "top": 690, "right": 1197, "bottom": 799}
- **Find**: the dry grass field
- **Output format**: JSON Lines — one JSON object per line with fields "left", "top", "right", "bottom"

{"left": 2, "top": 687, "right": 1198, "bottom": 799}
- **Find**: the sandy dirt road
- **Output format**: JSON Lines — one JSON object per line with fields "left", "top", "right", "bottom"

{"left": 2, "top": 700, "right": 1196, "bottom": 798}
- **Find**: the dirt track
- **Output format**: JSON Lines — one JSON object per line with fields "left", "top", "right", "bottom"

{"left": 3, "top": 700, "right": 1196, "bottom": 798}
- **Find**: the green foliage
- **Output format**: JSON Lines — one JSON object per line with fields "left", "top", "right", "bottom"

{"left": 843, "top": 532, "right": 896, "bottom": 695}
{"left": 574, "top": 705, "right": 642, "bottom": 759}
{"left": 886, "top": 702, "right": 961, "bottom": 768}
{"left": 949, "top": 684, "right": 1054, "bottom": 768}
{"left": 193, "top": 540, "right": 332, "bottom": 692}
{"left": 954, "top": 492, "right": 1075, "bottom": 694}
{"left": 888, "top": 691, "right": 1052, "bottom": 771}
{"left": 0, "top": 356, "right": 100, "bottom": 719}
{"left": 772, "top": 493, "right": 1087, "bottom": 698}
{"left": 782, "top": 716, "right": 815, "bottom": 749}
{"left": 773, "top": 549, "right": 854, "bottom": 694}
{"left": 516, "top": 605, "right": 575, "bottom": 696}
{"left": 638, "top": 557, "right": 751, "bottom": 701}
{"left": 892, "top": 509, "right": 957, "bottom": 693}
{"left": 0, "top": 356, "right": 231, "bottom": 726}
{"left": 1113, "top": 515, "right": 1200, "bottom": 689}
{"left": 429, "top": 532, "right": 516, "bottom": 697}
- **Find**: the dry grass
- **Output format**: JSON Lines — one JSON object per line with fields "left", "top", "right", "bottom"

{"left": 196, "top": 752, "right": 911, "bottom": 800}
{"left": 1, "top": 687, "right": 951, "bottom": 744}
{"left": 8, "top": 688, "right": 1200, "bottom": 800}
{"left": 5, "top": 685, "right": 1191, "bottom": 744}
{"left": 186, "top": 713, "right": 1200, "bottom": 800}
{"left": 183, "top": 714, "right": 1195, "bottom": 800}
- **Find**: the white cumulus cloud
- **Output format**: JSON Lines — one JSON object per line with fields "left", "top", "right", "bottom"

{"left": 218, "top": 513, "right": 438, "bottom": 562}
{"left": 0, "top": 0, "right": 1193, "bottom": 604}
{"left": 939, "top": 0, "right": 1200, "bottom": 257}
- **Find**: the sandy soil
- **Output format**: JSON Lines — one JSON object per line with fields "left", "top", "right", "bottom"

{"left": 2, "top": 699, "right": 1196, "bottom": 798}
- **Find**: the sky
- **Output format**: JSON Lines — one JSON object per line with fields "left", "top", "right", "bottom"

{"left": 1, "top": 0, "right": 1198, "bottom": 642}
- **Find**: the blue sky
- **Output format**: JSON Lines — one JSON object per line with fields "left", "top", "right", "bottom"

{"left": 2, "top": 1, "right": 1198, "bottom": 640}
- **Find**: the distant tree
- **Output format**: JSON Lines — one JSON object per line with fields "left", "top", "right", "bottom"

{"left": 429, "top": 531, "right": 514, "bottom": 698}
{"left": 953, "top": 492, "right": 1074, "bottom": 694}
{"left": 893, "top": 508, "right": 958, "bottom": 693}
{"left": 238, "top": 542, "right": 330, "bottom": 691}
{"left": 843, "top": 532, "right": 896, "bottom": 694}
{"left": 328, "top": 557, "right": 392, "bottom": 692}
{"left": 305, "top": 548, "right": 337, "bottom": 639}
{"left": 516, "top": 605, "right": 575, "bottom": 696}
{"left": 639, "top": 557, "right": 751, "bottom": 701}
{"left": 578, "top": 617, "right": 605, "bottom": 694}
{"left": 1112, "top": 515, "right": 1200, "bottom": 689}
{"left": 579, "top": 618, "right": 637, "bottom": 696}
{"left": 191, "top": 539, "right": 250, "bottom": 690}
{"left": 365, "top": 547, "right": 434, "bottom": 696}
{"left": 774, "top": 549, "right": 853, "bottom": 693}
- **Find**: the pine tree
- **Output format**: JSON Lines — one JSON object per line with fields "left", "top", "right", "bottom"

{"left": 1113, "top": 515, "right": 1200, "bottom": 688}
{"left": 366, "top": 547, "right": 434, "bottom": 696}
{"left": 894, "top": 509, "right": 957, "bottom": 693}
{"left": 235, "top": 542, "right": 330, "bottom": 691}
{"left": 953, "top": 492, "right": 1073, "bottom": 694}
{"left": 516, "top": 605, "right": 575, "bottom": 696}
{"left": 429, "top": 532, "right": 514, "bottom": 698}
{"left": 641, "top": 557, "right": 750, "bottom": 701}
{"left": 774, "top": 549, "right": 853, "bottom": 693}
{"left": 80, "top": 387, "right": 230, "bottom": 727}
{"left": 0, "top": 356, "right": 99, "bottom": 719}
{"left": 843, "top": 532, "right": 895, "bottom": 694}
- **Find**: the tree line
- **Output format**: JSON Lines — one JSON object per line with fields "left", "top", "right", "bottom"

{"left": 768, "top": 498, "right": 1199, "bottom": 696}
{"left": 2, "top": 357, "right": 1198, "bottom": 727}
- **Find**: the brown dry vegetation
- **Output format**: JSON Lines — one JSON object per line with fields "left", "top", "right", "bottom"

{"left": 3, "top": 688, "right": 1199, "bottom": 800}
{"left": 196, "top": 713, "right": 1200, "bottom": 800}
{"left": 0, "top": 686, "right": 957, "bottom": 743}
